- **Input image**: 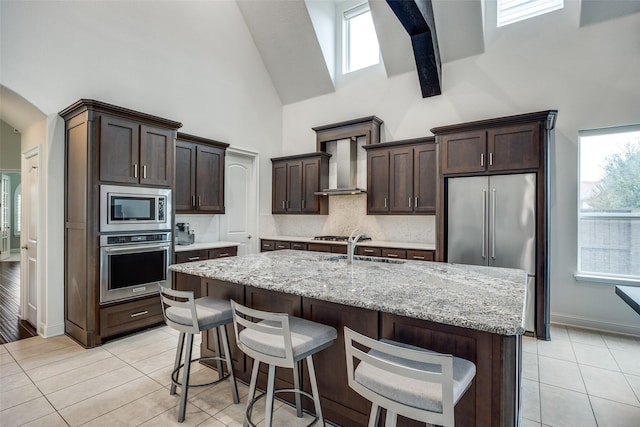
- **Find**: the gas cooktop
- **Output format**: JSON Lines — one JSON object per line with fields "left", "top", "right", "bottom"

{"left": 313, "top": 235, "right": 371, "bottom": 242}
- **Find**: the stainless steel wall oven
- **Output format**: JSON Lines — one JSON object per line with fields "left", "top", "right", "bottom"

{"left": 99, "top": 232, "right": 172, "bottom": 304}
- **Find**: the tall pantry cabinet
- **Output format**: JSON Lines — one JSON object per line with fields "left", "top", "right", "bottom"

{"left": 60, "top": 99, "right": 182, "bottom": 347}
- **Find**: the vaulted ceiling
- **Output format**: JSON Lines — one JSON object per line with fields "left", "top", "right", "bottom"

{"left": 237, "top": 0, "right": 640, "bottom": 105}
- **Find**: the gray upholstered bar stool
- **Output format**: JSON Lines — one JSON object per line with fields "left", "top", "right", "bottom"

{"left": 344, "top": 327, "right": 476, "bottom": 427}
{"left": 159, "top": 286, "right": 240, "bottom": 423}
{"left": 230, "top": 300, "right": 337, "bottom": 427}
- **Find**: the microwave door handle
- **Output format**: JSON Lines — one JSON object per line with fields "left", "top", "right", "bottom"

{"left": 104, "top": 244, "right": 170, "bottom": 253}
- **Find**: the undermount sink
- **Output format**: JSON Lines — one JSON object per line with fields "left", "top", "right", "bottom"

{"left": 322, "top": 255, "right": 405, "bottom": 265}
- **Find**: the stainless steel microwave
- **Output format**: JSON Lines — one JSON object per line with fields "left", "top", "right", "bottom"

{"left": 100, "top": 185, "right": 172, "bottom": 232}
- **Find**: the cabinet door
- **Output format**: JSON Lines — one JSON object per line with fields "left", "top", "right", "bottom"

{"left": 175, "top": 141, "right": 196, "bottom": 212}
{"left": 440, "top": 130, "right": 487, "bottom": 174}
{"left": 196, "top": 145, "right": 225, "bottom": 212}
{"left": 389, "top": 146, "right": 414, "bottom": 213}
{"left": 414, "top": 144, "right": 437, "bottom": 213}
{"left": 100, "top": 115, "right": 140, "bottom": 184}
{"left": 286, "top": 161, "right": 303, "bottom": 213}
{"left": 272, "top": 162, "right": 287, "bottom": 213}
{"left": 139, "top": 125, "right": 173, "bottom": 187}
{"left": 301, "top": 158, "right": 321, "bottom": 213}
{"left": 487, "top": 123, "right": 540, "bottom": 171}
{"left": 367, "top": 149, "right": 390, "bottom": 213}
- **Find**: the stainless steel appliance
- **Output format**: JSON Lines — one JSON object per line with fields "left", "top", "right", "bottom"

{"left": 447, "top": 173, "right": 536, "bottom": 332}
{"left": 100, "top": 185, "right": 171, "bottom": 232}
{"left": 99, "top": 232, "right": 172, "bottom": 304}
{"left": 176, "top": 222, "right": 195, "bottom": 245}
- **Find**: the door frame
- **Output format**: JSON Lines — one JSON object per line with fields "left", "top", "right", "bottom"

{"left": 0, "top": 173, "right": 11, "bottom": 260}
{"left": 224, "top": 146, "right": 259, "bottom": 254}
{"left": 21, "top": 146, "right": 42, "bottom": 331}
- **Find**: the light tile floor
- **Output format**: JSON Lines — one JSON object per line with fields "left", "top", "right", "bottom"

{"left": 1, "top": 324, "right": 639, "bottom": 426}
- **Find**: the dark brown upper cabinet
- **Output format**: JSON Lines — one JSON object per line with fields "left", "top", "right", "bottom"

{"left": 175, "top": 133, "right": 228, "bottom": 214}
{"left": 364, "top": 137, "right": 436, "bottom": 215}
{"left": 100, "top": 114, "right": 174, "bottom": 187}
{"left": 271, "top": 153, "right": 330, "bottom": 214}
{"left": 439, "top": 122, "right": 540, "bottom": 175}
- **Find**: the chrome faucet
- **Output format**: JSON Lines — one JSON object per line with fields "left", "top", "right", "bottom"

{"left": 347, "top": 228, "right": 366, "bottom": 264}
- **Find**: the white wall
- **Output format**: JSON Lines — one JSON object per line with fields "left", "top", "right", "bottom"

{"left": 0, "top": 0, "right": 283, "bottom": 337}
{"left": 281, "top": 4, "right": 640, "bottom": 335}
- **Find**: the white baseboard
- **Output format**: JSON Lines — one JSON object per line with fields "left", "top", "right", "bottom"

{"left": 39, "top": 321, "right": 65, "bottom": 338}
{"left": 551, "top": 312, "right": 640, "bottom": 337}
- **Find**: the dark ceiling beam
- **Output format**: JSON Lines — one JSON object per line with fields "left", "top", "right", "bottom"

{"left": 386, "top": 0, "right": 442, "bottom": 98}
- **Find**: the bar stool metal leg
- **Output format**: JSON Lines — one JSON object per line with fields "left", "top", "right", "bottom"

{"left": 211, "top": 327, "right": 225, "bottom": 380}
{"left": 292, "top": 362, "right": 303, "bottom": 417}
{"left": 178, "top": 333, "right": 195, "bottom": 423}
{"left": 264, "top": 364, "right": 277, "bottom": 427}
{"left": 219, "top": 324, "right": 240, "bottom": 404}
{"left": 244, "top": 360, "right": 260, "bottom": 427}
{"left": 368, "top": 403, "right": 381, "bottom": 427}
{"left": 170, "top": 332, "right": 186, "bottom": 396}
{"left": 306, "top": 355, "right": 324, "bottom": 423}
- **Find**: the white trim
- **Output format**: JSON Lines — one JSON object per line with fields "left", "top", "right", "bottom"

{"left": 551, "top": 313, "right": 640, "bottom": 337}
{"left": 574, "top": 273, "right": 640, "bottom": 286}
{"left": 227, "top": 145, "right": 259, "bottom": 157}
{"left": 40, "top": 320, "right": 64, "bottom": 338}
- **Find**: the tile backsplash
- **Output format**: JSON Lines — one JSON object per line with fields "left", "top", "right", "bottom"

{"left": 175, "top": 214, "right": 220, "bottom": 242}
{"left": 261, "top": 194, "right": 435, "bottom": 244}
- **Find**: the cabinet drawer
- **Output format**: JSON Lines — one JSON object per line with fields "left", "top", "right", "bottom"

{"left": 175, "top": 250, "right": 208, "bottom": 263}
{"left": 307, "top": 243, "right": 331, "bottom": 253}
{"left": 356, "top": 246, "right": 382, "bottom": 257}
{"left": 209, "top": 246, "right": 237, "bottom": 259}
{"left": 381, "top": 248, "right": 407, "bottom": 259}
{"left": 291, "top": 242, "right": 308, "bottom": 251}
{"left": 406, "top": 249, "right": 434, "bottom": 261}
{"left": 261, "top": 240, "right": 275, "bottom": 251}
{"left": 274, "top": 241, "right": 291, "bottom": 250}
{"left": 100, "top": 296, "right": 164, "bottom": 338}
{"left": 331, "top": 244, "right": 348, "bottom": 254}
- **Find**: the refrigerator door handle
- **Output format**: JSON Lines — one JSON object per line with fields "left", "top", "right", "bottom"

{"left": 491, "top": 188, "right": 497, "bottom": 259}
{"left": 482, "top": 189, "right": 487, "bottom": 259}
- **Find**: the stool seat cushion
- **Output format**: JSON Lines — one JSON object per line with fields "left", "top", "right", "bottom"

{"left": 165, "top": 297, "right": 232, "bottom": 331}
{"left": 354, "top": 339, "right": 476, "bottom": 413}
{"left": 239, "top": 316, "right": 337, "bottom": 359}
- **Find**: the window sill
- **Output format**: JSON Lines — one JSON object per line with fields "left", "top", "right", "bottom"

{"left": 574, "top": 273, "right": 640, "bottom": 287}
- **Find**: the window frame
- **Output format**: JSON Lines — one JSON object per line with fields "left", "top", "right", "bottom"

{"left": 497, "top": 0, "right": 564, "bottom": 28}
{"left": 575, "top": 124, "right": 640, "bottom": 286}
{"left": 340, "top": 1, "right": 380, "bottom": 75}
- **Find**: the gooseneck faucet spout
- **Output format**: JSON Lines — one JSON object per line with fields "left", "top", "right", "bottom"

{"left": 347, "top": 228, "right": 366, "bottom": 265}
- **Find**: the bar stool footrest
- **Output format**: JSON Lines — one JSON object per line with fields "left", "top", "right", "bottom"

{"left": 170, "top": 356, "right": 231, "bottom": 390}
{"left": 246, "top": 388, "right": 321, "bottom": 427}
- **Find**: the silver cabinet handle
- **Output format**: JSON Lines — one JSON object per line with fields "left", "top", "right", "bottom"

{"left": 302, "top": 199, "right": 305, "bottom": 209}
{"left": 413, "top": 256, "right": 425, "bottom": 260}
{"left": 282, "top": 201, "right": 285, "bottom": 209}
{"left": 491, "top": 188, "right": 497, "bottom": 259}
{"left": 364, "top": 249, "right": 375, "bottom": 253}
{"left": 409, "top": 197, "right": 412, "bottom": 208}
{"left": 387, "top": 254, "right": 398, "bottom": 258}
{"left": 415, "top": 197, "right": 418, "bottom": 208}
{"left": 130, "top": 311, "right": 148, "bottom": 318}
{"left": 384, "top": 197, "right": 387, "bottom": 208}
{"left": 489, "top": 152, "right": 494, "bottom": 166}
{"left": 197, "top": 196, "right": 201, "bottom": 207}
{"left": 142, "top": 165, "right": 147, "bottom": 179}
{"left": 192, "top": 195, "right": 196, "bottom": 207}
{"left": 480, "top": 153, "right": 484, "bottom": 167}
{"left": 133, "top": 163, "right": 138, "bottom": 178}
{"left": 482, "top": 189, "right": 487, "bottom": 259}
{"left": 188, "top": 256, "right": 200, "bottom": 261}
{"left": 218, "top": 253, "right": 229, "bottom": 257}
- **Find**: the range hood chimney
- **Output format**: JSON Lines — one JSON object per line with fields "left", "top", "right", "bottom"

{"left": 315, "top": 137, "right": 365, "bottom": 196}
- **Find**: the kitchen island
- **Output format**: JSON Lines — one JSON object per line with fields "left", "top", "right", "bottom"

{"left": 170, "top": 250, "right": 527, "bottom": 426}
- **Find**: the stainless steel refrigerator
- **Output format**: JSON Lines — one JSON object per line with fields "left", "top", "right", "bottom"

{"left": 447, "top": 173, "right": 536, "bottom": 332}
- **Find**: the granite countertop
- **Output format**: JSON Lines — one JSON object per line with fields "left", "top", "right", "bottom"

{"left": 170, "top": 250, "right": 526, "bottom": 335}
{"left": 174, "top": 241, "right": 240, "bottom": 252}
{"left": 261, "top": 235, "right": 436, "bottom": 251}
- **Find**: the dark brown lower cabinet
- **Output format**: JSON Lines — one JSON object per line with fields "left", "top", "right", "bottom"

{"left": 301, "top": 298, "right": 377, "bottom": 427}
{"left": 199, "top": 279, "right": 521, "bottom": 426}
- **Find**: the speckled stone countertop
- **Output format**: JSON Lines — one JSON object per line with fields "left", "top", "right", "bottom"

{"left": 261, "top": 235, "right": 436, "bottom": 251}
{"left": 174, "top": 241, "right": 239, "bottom": 252}
{"left": 169, "top": 250, "right": 526, "bottom": 335}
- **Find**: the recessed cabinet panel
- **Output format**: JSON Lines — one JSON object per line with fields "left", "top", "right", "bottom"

{"left": 271, "top": 153, "right": 329, "bottom": 215}
{"left": 175, "top": 142, "right": 196, "bottom": 211}
{"left": 367, "top": 150, "right": 390, "bottom": 213}
{"left": 389, "top": 147, "right": 414, "bottom": 213}
{"left": 414, "top": 144, "right": 437, "bottom": 212}
{"left": 441, "top": 130, "right": 487, "bottom": 175}
{"left": 196, "top": 145, "right": 225, "bottom": 212}
{"left": 272, "top": 162, "right": 287, "bottom": 213}
{"left": 139, "top": 125, "right": 173, "bottom": 187}
{"left": 287, "top": 161, "right": 303, "bottom": 213}
{"left": 488, "top": 123, "right": 540, "bottom": 171}
{"left": 100, "top": 115, "right": 140, "bottom": 184}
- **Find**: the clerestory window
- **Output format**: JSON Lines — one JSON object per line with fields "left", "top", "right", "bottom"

{"left": 342, "top": 2, "right": 380, "bottom": 74}
{"left": 497, "top": 0, "right": 564, "bottom": 27}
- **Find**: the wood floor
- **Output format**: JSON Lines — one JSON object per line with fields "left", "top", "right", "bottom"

{"left": 0, "top": 261, "right": 36, "bottom": 344}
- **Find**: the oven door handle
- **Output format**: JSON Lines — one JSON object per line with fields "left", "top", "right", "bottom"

{"left": 103, "top": 244, "right": 170, "bottom": 253}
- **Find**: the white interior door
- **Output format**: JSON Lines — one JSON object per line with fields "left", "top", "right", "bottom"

{"left": 221, "top": 149, "right": 258, "bottom": 255}
{"left": 0, "top": 174, "right": 10, "bottom": 261}
{"left": 22, "top": 151, "right": 39, "bottom": 327}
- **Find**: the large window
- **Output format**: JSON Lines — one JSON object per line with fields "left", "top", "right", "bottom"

{"left": 342, "top": 2, "right": 379, "bottom": 74}
{"left": 578, "top": 126, "right": 640, "bottom": 283}
{"left": 497, "top": 0, "right": 564, "bottom": 27}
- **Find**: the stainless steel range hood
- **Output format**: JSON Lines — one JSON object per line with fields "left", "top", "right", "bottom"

{"left": 315, "top": 138, "right": 366, "bottom": 196}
